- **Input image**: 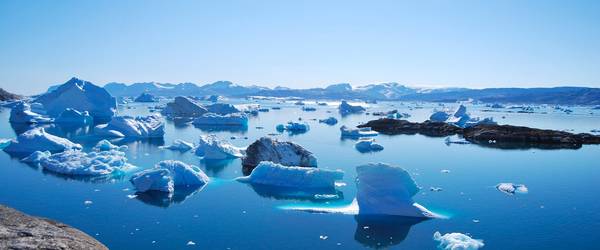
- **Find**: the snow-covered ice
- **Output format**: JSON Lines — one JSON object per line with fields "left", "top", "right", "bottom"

{"left": 3, "top": 127, "right": 82, "bottom": 154}
{"left": 433, "top": 231, "right": 484, "bottom": 250}
{"left": 195, "top": 135, "right": 244, "bottom": 159}
{"left": 130, "top": 160, "right": 209, "bottom": 193}
{"left": 92, "top": 139, "right": 128, "bottom": 152}
{"left": 237, "top": 161, "right": 343, "bottom": 189}
{"left": 339, "top": 101, "right": 366, "bottom": 115}
{"left": 355, "top": 139, "right": 384, "bottom": 152}
{"left": 496, "top": 183, "right": 528, "bottom": 195}
{"left": 95, "top": 115, "right": 165, "bottom": 138}
{"left": 25, "top": 149, "right": 135, "bottom": 176}
{"left": 9, "top": 102, "right": 53, "bottom": 124}
{"left": 21, "top": 150, "right": 51, "bottom": 163}
{"left": 160, "top": 139, "right": 194, "bottom": 152}
{"left": 242, "top": 137, "right": 318, "bottom": 169}
{"left": 340, "top": 125, "right": 378, "bottom": 137}
{"left": 161, "top": 96, "right": 208, "bottom": 118}
{"left": 55, "top": 108, "right": 93, "bottom": 125}
{"left": 192, "top": 113, "right": 248, "bottom": 126}
{"left": 429, "top": 105, "right": 496, "bottom": 128}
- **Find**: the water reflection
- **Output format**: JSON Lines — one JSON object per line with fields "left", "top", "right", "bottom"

{"left": 246, "top": 183, "right": 343, "bottom": 202}
{"left": 200, "top": 158, "right": 236, "bottom": 176}
{"left": 353, "top": 215, "right": 427, "bottom": 249}
{"left": 134, "top": 186, "right": 203, "bottom": 208}
{"left": 193, "top": 124, "right": 248, "bottom": 134}
{"left": 40, "top": 168, "right": 127, "bottom": 183}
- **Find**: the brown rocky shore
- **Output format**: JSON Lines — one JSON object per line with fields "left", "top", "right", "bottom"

{"left": 0, "top": 205, "right": 107, "bottom": 250}
{"left": 358, "top": 118, "right": 600, "bottom": 149}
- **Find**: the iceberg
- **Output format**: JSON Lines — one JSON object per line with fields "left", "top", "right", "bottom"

{"left": 276, "top": 122, "right": 310, "bottom": 132}
{"left": 130, "top": 160, "right": 209, "bottom": 193}
{"left": 496, "top": 183, "right": 528, "bottom": 195}
{"left": 356, "top": 163, "right": 435, "bottom": 218}
{"left": 204, "top": 103, "right": 241, "bottom": 115}
{"left": 9, "top": 102, "right": 53, "bottom": 124}
{"left": 195, "top": 135, "right": 244, "bottom": 159}
{"left": 433, "top": 231, "right": 484, "bottom": 250}
{"left": 339, "top": 100, "right": 366, "bottom": 115}
{"left": 161, "top": 96, "right": 208, "bottom": 118}
{"left": 92, "top": 139, "right": 128, "bottom": 152}
{"left": 33, "top": 77, "right": 117, "bottom": 121}
{"left": 160, "top": 139, "right": 194, "bottom": 152}
{"left": 26, "top": 149, "right": 135, "bottom": 176}
{"left": 21, "top": 150, "right": 51, "bottom": 163}
{"left": 192, "top": 113, "right": 248, "bottom": 126}
{"left": 95, "top": 115, "right": 165, "bottom": 138}
{"left": 55, "top": 108, "right": 93, "bottom": 125}
{"left": 318, "top": 117, "right": 338, "bottom": 125}
{"left": 134, "top": 93, "right": 157, "bottom": 102}
{"left": 355, "top": 139, "right": 384, "bottom": 152}
{"left": 429, "top": 105, "right": 496, "bottom": 128}
{"left": 242, "top": 137, "right": 317, "bottom": 170}
{"left": 3, "top": 127, "right": 82, "bottom": 154}
{"left": 340, "top": 125, "right": 378, "bottom": 137}
{"left": 237, "top": 161, "right": 343, "bottom": 189}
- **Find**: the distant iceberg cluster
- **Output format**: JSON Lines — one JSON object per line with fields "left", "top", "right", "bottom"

{"left": 430, "top": 104, "right": 496, "bottom": 128}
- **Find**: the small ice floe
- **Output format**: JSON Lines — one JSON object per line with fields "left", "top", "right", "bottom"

{"left": 160, "top": 139, "right": 194, "bottom": 152}
{"left": 496, "top": 183, "right": 528, "bottom": 195}
{"left": 318, "top": 117, "right": 338, "bottom": 125}
{"left": 237, "top": 161, "right": 343, "bottom": 189}
{"left": 130, "top": 160, "right": 209, "bottom": 193}
{"left": 440, "top": 169, "right": 451, "bottom": 174}
{"left": 340, "top": 126, "right": 378, "bottom": 138}
{"left": 21, "top": 150, "right": 51, "bottom": 163}
{"left": 55, "top": 108, "right": 93, "bottom": 125}
{"left": 433, "top": 231, "right": 484, "bottom": 250}
{"left": 319, "top": 235, "right": 328, "bottom": 240}
{"left": 444, "top": 136, "right": 470, "bottom": 145}
{"left": 192, "top": 113, "right": 248, "bottom": 126}
{"left": 472, "top": 219, "right": 480, "bottom": 223}
{"left": 84, "top": 200, "right": 93, "bottom": 205}
{"left": 195, "top": 134, "right": 245, "bottom": 160}
{"left": 93, "top": 139, "right": 128, "bottom": 152}
{"left": 186, "top": 241, "right": 196, "bottom": 246}
{"left": 127, "top": 194, "right": 138, "bottom": 199}
{"left": 95, "top": 115, "right": 165, "bottom": 138}
{"left": 430, "top": 187, "right": 443, "bottom": 192}
{"left": 9, "top": 102, "right": 53, "bottom": 124}
{"left": 3, "top": 127, "right": 82, "bottom": 154}
{"left": 276, "top": 121, "right": 310, "bottom": 133}
{"left": 355, "top": 138, "right": 384, "bottom": 153}
{"left": 24, "top": 148, "right": 135, "bottom": 176}
{"left": 339, "top": 101, "right": 366, "bottom": 115}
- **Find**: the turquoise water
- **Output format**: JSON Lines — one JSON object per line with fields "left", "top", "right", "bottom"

{"left": 1, "top": 100, "right": 599, "bottom": 249}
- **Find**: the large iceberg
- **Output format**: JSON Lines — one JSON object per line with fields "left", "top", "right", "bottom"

{"left": 242, "top": 137, "right": 317, "bottom": 170}
{"left": 55, "top": 108, "right": 93, "bottom": 125}
{"left": 95, "top": 115, "right": 165, "bottom": 138}
{"left": 9, "top": 102, "right": 53, "bottom": 124}
{"left": 33, "top": 77, "right": 117, "bottom": 121}
{"left": 3, "top": 127, "right": 81, "bottom": 154}
{"left": 340, "top": 125, "right": 378, "bottom": 137}
{"left": 160, "top": 139, "right": 194, "bottom": 152}
{"left": 204, "top": 103, "right": 240, "bottom": 115}
{"left": 26, "top": 148, "right": 134, "bottom": 177}
{"left": 192, "top": 113, "right": 248, "bottom": 126}
{"left": 339, "top": 101, "right": 366, "bottom": 115}
{"left": 356, "top": 163, "right": 435, "bottom": 218}
{"left": 134, "top": 92, "right": 157, "bottom": 102}
{"left": 161, "top": 96, "right": 208, "bottom": 118}
{"left": 237, "top": 161, "right": 343, "bottom": 189}
{"left": 355, "top": 139, "right": 384, "bottom": 152}
{"left": 429, "top": 105, "right": 496, "bottom": 128}
{"left": 433, "top": 231, "right": 484, "bottom": 250}
{"left": 130, "top": 160, "right": 209, "bottom": 193}
{"left": 276, "top": 121, "right": 310, "bottom": 132}
{"left": 195, "top": 135, "right": 244, "bottom": 160}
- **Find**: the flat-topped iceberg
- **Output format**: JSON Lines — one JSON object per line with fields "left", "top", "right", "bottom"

{"left": 3, "top": 127, "right": 81, "bottom": 154}
{"left": 204, "top": 103, "right": 240, "bottom": 115}
{"left": 134, "top": 93, "right": 157, "bottom": 102}
{"left": 318, "top": 117, "right": 338, "bottom": 125}
{"left": 195, "top": 135, "right": 244, "bottom": 160}
{"left": 161, "top": 96, "right": 208, "bottom": 118}
{"left": 433, "top": 231, "right": 484, "bottom": 250}
{"left": 95, "top": 114, "right": 165, "bottom": 138}
{"left": 33, "top": 77, "right": 117, "bottom": 121}
{"left": 340, "top": 125, "right": 378, "bottom": 137}
{"left": 496, "top": 183, "right": 528, "bottom": 195}
{"left": 192, "top": 113, "right": 248, "bottom": 126}
{"left": 237, "top": 161, "right": 343, "bottom": 189}
{"left": 26, "top": 149, "right": 134, "bottom": 177}
{"left": 429, "top": 104, "right": 496, "bottom": 128}
{"left": 339, "top": 100, "right": 366, "bottom": 115}
{"left": 9, "top": 102, "right": 53, "bottom": 124}
{"left": 276, "top": 121, "right": 310, "bottom": 132}
{"left": 242, "top": 137, "right": 317, "bottom": 170}
{"left": 55, "top": 108, "right": 93, "bottom": 125}
{"left": 160, "top": 139, "right": 194, "bottom": 152}
{"left": 356, "top": 163, "right": 435, "bottom": 218}
{"left": 130, "top": 160, "right": 209, "bottom": 193}
{"left": 355, "top": 139, "right": 384, "bottom": 152}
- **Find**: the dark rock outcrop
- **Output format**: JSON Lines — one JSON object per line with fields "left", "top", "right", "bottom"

{"left": 359, "top": 118, "right": 600, "bottom": 149}
{"left": 242, "top": 137, "right": 317, "bottom": 175}
{"left": 0, "top": 88, "right": 20, "bottom": 101}
{"left": 0, "top": 205, "right": 108, "bottom": 249}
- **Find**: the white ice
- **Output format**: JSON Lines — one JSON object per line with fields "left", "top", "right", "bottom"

{"left": 237, "top": 161, "right": 343, "bottom": 189}
{"left": 92, "top": 139, "right": 128, "bottom": 152}
{"left": 25, "top": 149, "right": 135, "bottom": 176}
{"left": 355, "top": 138, "right": 384, "bottom": 152}
{"left": 160, "top": 139, "right": 194, "bottom": 152}
{"left": 340, "top": 125, "right": 378, "bottom": 137}
{"left": 195, "top": 134, "right": 244, "bottom": 160}
{"left": 433, "top": 231, "right": 484, "bottom": 250}
{"left": 130, "top": 160, "right": 209, "bottom": 193}
{"left": 429, "top": 105, "right": 496, "bottom": 128}
{"left": 3, "top": 127, "right": 82, "bottom": 154}
{"left": 9, "top": 102, "right": 53, "bottom": 124}
{"left": 95, "top": 115, "right": 165, "bottom": 138}
{"left": 496, "top": 183, "right": 528, "bottom": 195}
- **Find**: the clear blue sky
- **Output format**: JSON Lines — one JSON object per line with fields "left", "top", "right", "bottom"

{"left": 1, "top": 0, "right": 599, "bottom": 95}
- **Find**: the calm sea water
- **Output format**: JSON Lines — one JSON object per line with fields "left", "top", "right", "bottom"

{"left": 0, "top": 100, "right": 599, "bottom": 249}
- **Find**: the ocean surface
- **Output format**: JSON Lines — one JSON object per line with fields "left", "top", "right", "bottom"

{"left": 1, "top": 100, "right": 599, "bottom": 249}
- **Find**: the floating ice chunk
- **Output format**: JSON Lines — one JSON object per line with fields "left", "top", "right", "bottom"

{"left": 237, "top": 161, "right": 343, "bottom": 189}
{"left": 340, "top": 125, "right": 378, "bottom": 137}
{"left": 162, "top": 96, "right": 208, "bottom": 118}
{"left": 339, "top": 101, "right": 366, "bottom": 115}
{"left": 496, "top": 183, "right": 528, "bottom": 195}
{"left": 192, "top": 113, "right": 248, "bottom": 126}
{"left": 195, "top": 135, "right": 244, "bottom": 160}
{"left": 318, "top": 117, "right": 338, "bottom": 125}
{"left": 444, "top": 136, "right": 470, "bottom": 145}
{"left": 204, "top": 103, "right": 241, "bottom": 115}
{"left": 242, "top": 137, "right": 318, "bottom": 170}
{"left": 355, "top": 139, "right": 384, "bottom": 152}
{"left": 93, "top": 139, "right": 128, "bottom": 152}
{"left": 161, "top": 139, "right": 194, "bottom": 152}
{"left": 130, "top": 160, "right": 209, "bottom": 193}
{"left": 433, "top": 231, "right": 484, "bottom": 250}
{"left": 429, "top": 111, "right": 450, "bottom": 122}
{"left": 95, "top": 115, "right": 165, "bottom": 138}
{"left": 356, "top": 163, "right": 436, "bottom": 218}
{"left": 276, "top": 122, "right": 310, "bottom": 132}
{"left": 21, "top": 150, "right": 51, "bottom": 163}
{"left": 33, "top": 77, "right": 117, "bottom": 121}
{"left": 55, "top": 108, "right": 93, "bottom": 125}
{"left": 3, "top": 127, "right": 82, "bottom": 154}
{"left": 29, "top": 149, "right": 135, "bottom": 176}
{"left": 134, "top": 93, "right": 157, "bottom": 102}
{"left": 9, "top": 102, "right": 53, "bottom": 124}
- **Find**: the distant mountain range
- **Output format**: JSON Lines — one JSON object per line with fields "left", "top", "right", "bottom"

{"left": 98, "top": 80, "right": 600, "bottom": 105}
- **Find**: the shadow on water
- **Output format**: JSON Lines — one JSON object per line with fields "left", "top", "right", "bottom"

{"left": 200, "top": 158, "right": 236, "bottom": 176}
{"left": 165, "top": 117, "right": 194, "bottom": 130}
{"left": 134, "top": 186, "right": 204, "bottom": 208}
{"left": 245, "top": 183, "right": 344, "bottom": 202}
{"left": 353, "top": 215, "right": 428, "bottom": 249}
{"left": 193, "top": 124, "right": 248, "bottom": 134}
